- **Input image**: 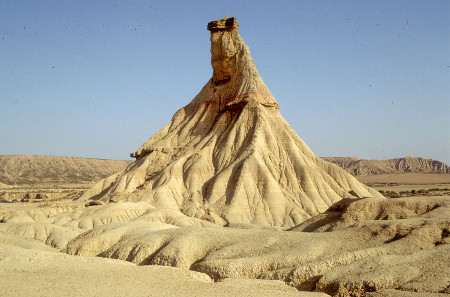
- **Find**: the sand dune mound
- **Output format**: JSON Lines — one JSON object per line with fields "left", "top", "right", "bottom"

{"left": 316, "top": 245, "right": 449, "bottom": 296}
{"left": 61, "top": 195, "right": 449, "bottom": 293}
{"left": 65, "top": 224, "right": 372, "bottom": 270}
{"left": 0, "top": 201, "right": 217, "bottom": 251}
{"left": 49, "top": 202, "right": 216, "bottom": 230}
{"left": 80, "top": 17, "right": 382, "bottom": 227}
{"left": 290, "top": 195, "right": 449, "bottom": 232}
{"left": 0, "top": 222, "right": 83, "bottom": 249}
{"left": 3, "top": 195, "right": 446, "bottom": 294}
{"left": 264, "top": 196, "right": 450, "bottom": 292}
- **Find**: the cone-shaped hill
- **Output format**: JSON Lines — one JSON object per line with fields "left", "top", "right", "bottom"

{"left": 80, "top": 17, "right": 383, "bottom": 227}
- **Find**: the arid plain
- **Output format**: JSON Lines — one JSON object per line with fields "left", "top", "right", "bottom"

{"left": 1, "top": 17, "right": 449, "bottom": 297}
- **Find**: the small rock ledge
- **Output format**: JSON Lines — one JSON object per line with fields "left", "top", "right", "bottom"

{"left": 207, "top": 17, "right": 239, "bottom": 32}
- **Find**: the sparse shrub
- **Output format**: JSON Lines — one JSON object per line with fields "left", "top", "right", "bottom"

{"left": 85, "top": 200, "right": 104, "bottom": 207}
{"left": 35, "top": 193, "right": 48, "bottom": 199}
{"left": 391, "top": 191, "right": 401, "bottom": 198}
{"left": 384, "top": 191, "right": 401, "bottom": 198}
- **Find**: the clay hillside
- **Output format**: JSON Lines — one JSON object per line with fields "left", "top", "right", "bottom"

{"left": 79, "top": 17, "right": 382, "bottom": 227}
{"left": 323, "top": 156, "right": 450, "bottom": 176}
{"left": 0, "top": 155, "right": 130, "bottom": 188}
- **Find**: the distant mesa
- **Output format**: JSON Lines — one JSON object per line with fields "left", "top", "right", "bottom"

{"left": 323, "top": 156, "right": 450, "bottom": 176}
{"left": 0, "top": 155, "right": 130, "bottom": 188}
{"left": 79, "top": 17, "right": 383, "bottom": 227}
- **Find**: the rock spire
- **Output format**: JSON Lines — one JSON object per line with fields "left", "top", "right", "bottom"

{"left": 80, "top": 17, "right": 383, "bottom": 227}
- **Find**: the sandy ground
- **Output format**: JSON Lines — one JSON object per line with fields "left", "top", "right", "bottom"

{"left": 0, "top": 180, "right": 449, "bottom": 296}
{"left": 1, "top": 247, "right": 325, "bottom": 297}
{"left": 372, "top": 183, "right": 450, "bottom": 192}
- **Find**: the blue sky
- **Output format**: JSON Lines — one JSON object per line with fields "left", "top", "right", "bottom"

{"left": 1, "top": 0, "right": 449, "bottom": 164}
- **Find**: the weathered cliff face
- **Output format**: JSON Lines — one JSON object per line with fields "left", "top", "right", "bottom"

{"left": 207, "top": 17, "right": 278, "bottom": 110}
{"left": 80, "top": 17, "right": 383, "bottom": 227}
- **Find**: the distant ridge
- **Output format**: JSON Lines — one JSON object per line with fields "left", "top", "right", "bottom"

{"left": 2, "top": 155, "right": 447, "bottom": 189}
{"left": 322, "top": 156, "right": 450, "bottom": 176}
{"left": 0, "top": 155, "right": 130, "bottom": 188}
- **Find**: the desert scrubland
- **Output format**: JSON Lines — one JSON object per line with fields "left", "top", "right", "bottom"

{"left": 1, "top": 17, "right": 448, "bottom": 297}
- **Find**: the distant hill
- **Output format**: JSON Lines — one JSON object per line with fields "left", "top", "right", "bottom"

{"left": 1, "top": 155, "right": 448, "bottom": 189}
{"left": 323, "top": 156, "right": 450, "bottom": 176}
{"left": 0, "top": 155, "right": 130, "bottom": 188}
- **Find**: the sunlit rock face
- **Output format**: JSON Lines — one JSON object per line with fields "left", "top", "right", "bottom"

{"left": 80, "top": 17, "right": 383, "bottom": 227}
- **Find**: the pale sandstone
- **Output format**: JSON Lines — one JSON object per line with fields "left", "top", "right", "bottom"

{"left": 79, "top": 17, "right": 382, "bottom": 228}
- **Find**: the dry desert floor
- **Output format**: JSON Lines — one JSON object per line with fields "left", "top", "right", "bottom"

{"left": 1, "top": 174, "right": 449, "bottom": 297}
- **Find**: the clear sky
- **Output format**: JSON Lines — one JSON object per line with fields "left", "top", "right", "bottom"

{"left": 1, "top": 0, "right": 449, "bottom": 164}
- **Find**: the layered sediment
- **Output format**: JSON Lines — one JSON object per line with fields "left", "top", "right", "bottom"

{"left": 80, "top": 17, "right": 383, "bottom": 227}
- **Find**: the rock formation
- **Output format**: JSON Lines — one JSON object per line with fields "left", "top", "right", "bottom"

{"left": 80, "top": 17, "right": 383, "bottom": 227}
{"left": 323, "top": 156, "right": 450, "bottom": 176}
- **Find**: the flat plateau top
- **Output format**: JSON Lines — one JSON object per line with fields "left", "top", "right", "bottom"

{"left": 207, "top": 17, "right": 239, "bottom": 31}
